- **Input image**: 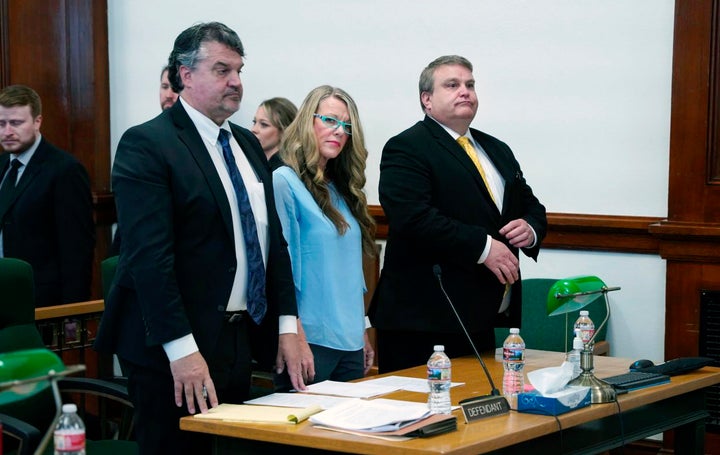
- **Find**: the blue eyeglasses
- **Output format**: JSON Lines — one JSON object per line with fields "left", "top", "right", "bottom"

{"left": 313, "top": 114, "right": 352, "bottom": 135}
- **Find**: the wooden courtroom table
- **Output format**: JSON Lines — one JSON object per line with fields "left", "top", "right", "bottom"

{"left": 180, "top": 350, "right": 720, "bottom": 454}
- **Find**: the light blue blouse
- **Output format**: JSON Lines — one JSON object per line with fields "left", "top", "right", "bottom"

{"left": 272, "top": 166, "right": 366, "bottom": 351}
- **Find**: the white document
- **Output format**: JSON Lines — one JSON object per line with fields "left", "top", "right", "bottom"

{"left": 309, "top": 398, "right": 431, "bottom": 431}
{"left": 244, "top": 392, "right": 351, "bottom": 410}
{"left": 361, "top": 375, "right": 465, "bottom": 393}
{"left": 303, "top": 380, "right": 399, "bottom": 398}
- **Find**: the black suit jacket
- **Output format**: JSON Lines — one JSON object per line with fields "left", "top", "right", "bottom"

{"left": 94, "top": 101, "right": 296, "bottom": 373}
{"left": 0, "top": 138, "right": 94, "bottom": 307}
{"left": 369, "top": 116, "right": 547, "bottom": 334}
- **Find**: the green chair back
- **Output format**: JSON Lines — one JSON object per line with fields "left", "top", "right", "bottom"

{"left": 0, "top": 324, "right": 46, "bottom": 353}
{"left": 0, "top": 258, "right": 35, "bottom": 328}
{"left": 495, "top": 278, "right": 609, "bottom": 351}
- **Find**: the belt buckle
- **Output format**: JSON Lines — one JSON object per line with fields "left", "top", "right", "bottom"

{"left": 227, "top": 313, "right": 243, "bottom": 323}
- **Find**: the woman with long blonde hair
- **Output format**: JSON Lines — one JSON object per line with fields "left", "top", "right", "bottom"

{"left": 273, "top": 85, "right": 376, "bottom": 384}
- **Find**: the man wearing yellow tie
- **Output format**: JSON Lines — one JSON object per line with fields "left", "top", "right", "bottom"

{"left": 369, "top": 55, "right": 547, "bottom": 373}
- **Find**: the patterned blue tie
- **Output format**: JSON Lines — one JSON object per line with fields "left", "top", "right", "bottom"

{"left": 218, "top": 129, "right": 267, "bottom": 324}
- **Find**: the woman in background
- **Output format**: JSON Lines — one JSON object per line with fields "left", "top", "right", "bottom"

{"left": 251, "top": 97, "right": 297, "bottom": 169}
{"left": 273, "top": 85, "right": 376, "bottom": 384}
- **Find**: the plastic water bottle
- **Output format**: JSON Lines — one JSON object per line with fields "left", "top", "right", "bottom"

{"left": 54, "top": 403, "right": 85, "bottom": 455}
{"left": 566, "top": 335, "right": 584, "bottom": 379}
{"left": 502, "top": 328, "right": 525, "bottom": 407}
{"left": 574, "top": 310, "right": 595, "bottom": 346}
{"left": 427, "top": 345, "right": 452, "bottom": 414}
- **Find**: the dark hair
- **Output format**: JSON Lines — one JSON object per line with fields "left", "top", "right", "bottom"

{"left": 167, "top": 22, "right": 245, "bottom": 93}
{"left": 418, "top": 55, "right": 473, "bottom": 111}
{"left": 160, "top": 64, "right": 172, "bottom": 80}
{"left": 0, "top": 85, "right": 42, "bottom": 117}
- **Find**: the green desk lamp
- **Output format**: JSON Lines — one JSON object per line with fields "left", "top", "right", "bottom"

{"left": 547, "top": 275, "right": 621, "bottom": 404}
{"left": 0, "top": 348, "right": 85, "bottom": 455}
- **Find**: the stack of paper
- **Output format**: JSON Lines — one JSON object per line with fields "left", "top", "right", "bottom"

{"left": 194, "top": 375, "right": 459, "bottom": 439}
{"left": 245, "top": 392, "right": 350, "bottom": 410}
{"left": 309, "top": 399, "right": 456, "bottom": 438}
{"left": 303, "top": 380, "right": 399, "bottom": 398}
{"left": 310, "top": 398, "right": 430, "bottom": 431}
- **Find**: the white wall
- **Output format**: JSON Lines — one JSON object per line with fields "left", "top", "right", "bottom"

{"left": 108, "top": 0, "right": 674, "bottom": 362}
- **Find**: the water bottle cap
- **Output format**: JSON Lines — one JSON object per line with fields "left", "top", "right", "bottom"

{"left": 433, "top": 345, "right": 445, "bottom": 352}
{"left": 579, "top": 310, "right": 589, "bottom": 316}
{"left": 62, "top": 403, "right": 78, "bottom": 413}
{"left": 509, "top": 328, "right": 520, "bottom": 334}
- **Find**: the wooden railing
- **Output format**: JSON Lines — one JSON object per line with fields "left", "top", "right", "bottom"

{"left": 34, "top": 300, "right": 110, "bottom": 380}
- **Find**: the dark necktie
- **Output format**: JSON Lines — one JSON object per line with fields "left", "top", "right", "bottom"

{"left": 218, "top": 129, "right": 267, "bottom": 324}
{"left": 0, "top": 159, "right": 21, "bottom": 229}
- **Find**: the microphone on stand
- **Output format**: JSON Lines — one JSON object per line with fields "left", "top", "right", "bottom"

{"left": 432, "top": 264, "right": 509, "bottom": 418}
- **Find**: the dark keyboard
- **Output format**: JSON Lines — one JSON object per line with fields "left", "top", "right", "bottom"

{"left": 602, "top": 371, "right": 670, "bottom": 391}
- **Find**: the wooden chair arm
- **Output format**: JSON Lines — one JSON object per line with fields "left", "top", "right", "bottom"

{"left": 593, "top": 340, "right": 610, "bottom": 356}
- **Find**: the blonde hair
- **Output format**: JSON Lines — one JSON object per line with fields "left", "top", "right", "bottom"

{"left": 279, "top": 85, "right": 376, "bottom": 257}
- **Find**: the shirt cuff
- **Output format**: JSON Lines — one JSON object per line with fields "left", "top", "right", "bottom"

{"left": 365, "top": 316, "right": 372, "bottom": 329}
{"left": 528, "top": 224, "right": 538, "bottom": 249}
{"left": 279, "top": 315, "right": 298, "bottom": 334}
{"left": 163, "top": 334, "right": 198, "bottom": 363}
{"left": 477, "top": 235, "right": 492, "bottom": 264}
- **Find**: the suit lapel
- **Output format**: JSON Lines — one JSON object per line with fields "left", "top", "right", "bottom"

{"left": 169, "top": 103, "right": 235, "bottom": 241}
{"left": 423, "top": 117, "right": 500, "bottom": 214}
{"left": 229, "top": 123, "right": 266, "bottom": 182}
{"left": 0, "top": 139, "right": 49, "bottom": 222}
{"left": 471, "top": 130, "right": 516, "bottom": 215}
{"left": 13, "top": 139, "right": 48, "bottom": 197}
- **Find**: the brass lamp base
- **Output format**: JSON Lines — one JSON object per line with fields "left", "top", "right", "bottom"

{"left": 568, "top": 371, "right": 616, "bottom": 403}
{"left": 567, "top": 349, "right": 616, "bottom": 403}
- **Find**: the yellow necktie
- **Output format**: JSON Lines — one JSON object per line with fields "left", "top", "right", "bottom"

{"left": 457, "top": 137, "right": 511, "bottom": 304}
{"left": 456, "top": 136, "right": 496, "bottom": 203}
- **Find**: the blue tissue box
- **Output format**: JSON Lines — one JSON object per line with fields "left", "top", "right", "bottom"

{"left": 517, "top": 386, "right": 591, "bottom": 416}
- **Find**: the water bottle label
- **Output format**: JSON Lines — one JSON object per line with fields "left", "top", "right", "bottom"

{"left": 54, "top": 430, "right": 85, "bottom": 451}
{"left": 503, "top": 347, "right": 524, "bottom": 362}
{"left": 578, "top": 329, "right": 595, "bottom": 343}
{"left": 427, "top": 367, "right": 450, "bottom": 381}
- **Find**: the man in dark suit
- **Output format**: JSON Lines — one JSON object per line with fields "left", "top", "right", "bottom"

{"left": 94, "top": 22, "right": 305, "bottom": 454}
{"left": 369, "top": 55, "right": 547, "bottom": 373}
{"left": 108, "top": 64, "right": 180, "bottom": 256}
{"left": 0, "top": 85, "right": 94, "bottom": 307}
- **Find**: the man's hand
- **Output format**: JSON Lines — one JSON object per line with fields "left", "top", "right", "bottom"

{"left": 484, "top": 238, "right": 519, "bottom": 285}
{"left": 169, "top": 351, "right": 217, "bottom": 414}
{"left": 363, "top": 331, "right": 375, "bottom": 375}
{"left": 275, "top": 333, "right": 308, "bottom": 391}
{"left": 499, "top": 218, "right": 535, "bottom": 249}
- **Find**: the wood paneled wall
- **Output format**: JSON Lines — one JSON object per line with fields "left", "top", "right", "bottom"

{"left": 653, "top": 1, "right": 720, "bottom": 451}
{"left": 0, "top": 0, "right": 114, "bottom": 299}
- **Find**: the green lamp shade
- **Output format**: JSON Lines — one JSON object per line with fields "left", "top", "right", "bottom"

{"left": 547, "top": 275, "right": 608, "bottom": 316}
{"left": 0, "top": 348, "right": 65, "bottom": 405}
